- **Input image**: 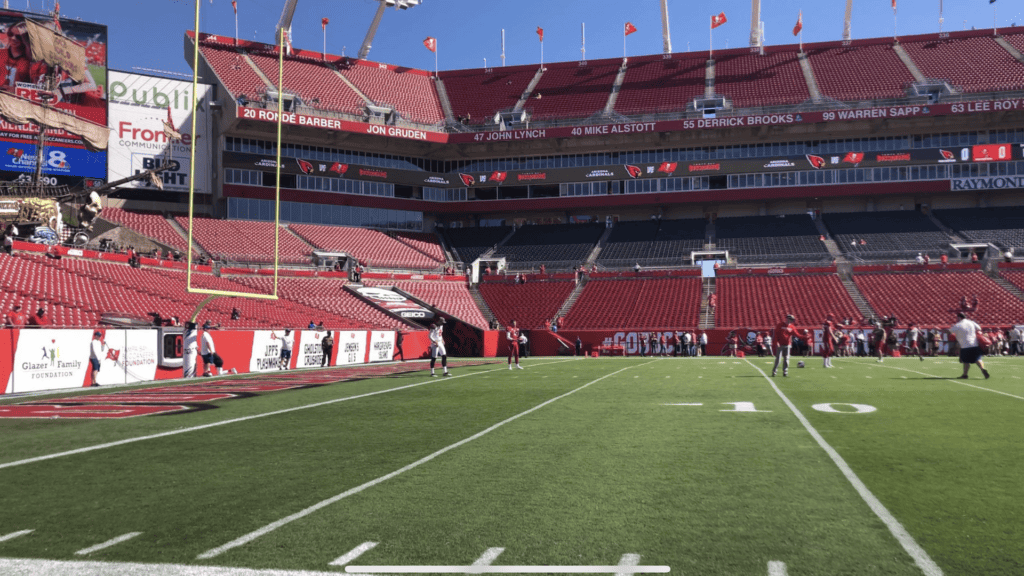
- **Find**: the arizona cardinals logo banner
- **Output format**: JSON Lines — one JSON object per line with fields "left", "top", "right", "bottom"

{"left": 624, "top": 165, "right": 642, "bottom": 179}
{"left": 459, "top": 173, "right": 476, "bottom": 186}
{"left": 296, "top": 159, "right": 314, "bottom": 174}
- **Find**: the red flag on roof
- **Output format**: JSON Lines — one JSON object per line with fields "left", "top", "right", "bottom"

{"left": 793, "top": 11, "right": 802, "bottom": 36}
{"left": 423, "top": 36, "right": 437, "bottom": 53}
{"left": 891, "top": 0, "right": 897, "bottom": 12}
{"left": 231, "top": 0, "right": 237, "bottom": 14}
{"left": 711, "top": 12, "right": 727, "bottom": 29}
{"left": 624, "top": 22, "right": 637, "bottom": 36}
{"left": 537, "top": 26, "right": 544, "bottom": 42}
{"left": 322, "top": 17, "right": 329, "bottom": 29}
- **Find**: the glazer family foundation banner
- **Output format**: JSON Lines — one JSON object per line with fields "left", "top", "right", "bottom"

{"left": 0, "top": 10, "right": 108, "bottom": 186}
{"left": 108, "top": 71, "right": 213, "bottom": 193}
{"left": 6, "top": 329, "right": 92, "bottom": 393}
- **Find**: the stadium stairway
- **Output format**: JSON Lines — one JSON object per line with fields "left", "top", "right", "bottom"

{"left": 988, "top": 267, "right": 1024, "bottom": 302}
{"left": 704, "top": 60, "right": 715, "bottom": 98}
{"left": 481, "top": 227, "right": 519, "bottom": 260}
{"left": 925, "top": 210, "right": 966, "bottom": 243}
{"left": 467, "top": 284, "right": 497, "bottom": 327}
{"left": 554, "top": 276, "right": 587, "bottom": 321}
{"left": 700, "top": 277, "right": 715, "bottom": 329}
{"left": 839, "top": 273, "right": 879, "bottom": 320}
{"left": 434, "top": 77, "right": 456, "bottom": 123}
{"left": 812, "top": 218, "right": 845, "bottom": 262}
{"left": 603, "top": 63, "right": 628, "bottom": 114}
{"left": 284, "top": 225, "right": 318, "bottom": 254}
{"left": 995, "top": 36, "right": 1024, "bottom": 65}
{"left": 166, "top": 214, "right": 210, "bottom": 259}
{"left": 797, "top": 53, "right": 823, "bottom": 100}
{"left": 515, "top": 67, "right": 546, "bottom": 112}
{"left": 584, "top": 226, "right": 614, "bottom": 266}
{"left": 892, "top": 44, "right": 927, "bottom": 83}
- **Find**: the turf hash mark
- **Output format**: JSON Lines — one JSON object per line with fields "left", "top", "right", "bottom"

{"left": 197, "top": 360, "right": 656, "bottom": 560}
{"left": 743, "top": 359, "right": 944, "bottom": 576}
{"left": 0, "top": 359, "right": 573, "bottom": 472}
{"left": 74, "top": 532, "right": 142, "bottom": 556}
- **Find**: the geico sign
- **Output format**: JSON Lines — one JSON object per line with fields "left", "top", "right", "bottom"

{"left": 951, "top": 177, "right": 1024, "bottom": 191}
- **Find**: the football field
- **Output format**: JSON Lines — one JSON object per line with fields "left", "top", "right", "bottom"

{"left": 0, "top": 356, "right": 1021, "bottom": 575}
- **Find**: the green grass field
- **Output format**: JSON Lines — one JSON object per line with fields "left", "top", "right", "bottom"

{"left": 0, "top": 356, "right": 1021, "bottom": 575}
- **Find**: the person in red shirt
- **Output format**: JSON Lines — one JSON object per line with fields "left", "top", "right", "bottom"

{"left": 940, "top": 253, "right": 948, "bottom": 265}
{"left": 923, "top": 254, "right": 930, "bottom": 265}
{"left": 822, "top": 314, "right": 839, "bottom": 368}
{"left": 772, "top": 314, "right": 796, "bottom": 377}
{"left": 28, "top": 307, "right": 49, "bottom": 327}
{"left": 659, "top": 333, "right": 667, "bottom": 356}
{"left": 971, "top": 251, "right": 979, "bottom": 263}
{"left": 4, "top": 303, "right": 26, "bottom": 327}
{"left": 506, "top": 319, "right": 522, "bottom": 369}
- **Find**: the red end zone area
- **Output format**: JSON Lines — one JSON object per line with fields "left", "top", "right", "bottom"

{"left": 0, "top": 360, "right": 500, "bottom": 419}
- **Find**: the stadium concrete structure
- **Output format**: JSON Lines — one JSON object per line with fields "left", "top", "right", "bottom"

{"left": 5, "top": 22, "right": 1024, "bottom": 381}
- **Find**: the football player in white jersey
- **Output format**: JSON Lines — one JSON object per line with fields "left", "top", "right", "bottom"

{"left": 429, "top": 317, "right": 450, "bottom": 377}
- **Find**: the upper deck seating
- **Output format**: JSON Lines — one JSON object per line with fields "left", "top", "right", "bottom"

{"left": 713, "top": 49, "right": 809, "bottom": 108}
{"left": 101, "top": 208, "right": 189, "bottom": 253}
{"left": 245, "top": 51, "right": 366, "bottom": 115}
{"left": 522, "top": 60, "right": 621, "bottom": 121}
{"left": 338, "top": 60, "right": 444, "bottom": 124}
{"left": 440, "top": 65, "right": 539, "bottom": 125}
{"left": 615, "top": 54, "right": 707, "bottom": 115}
{"left": 806, "top": 43, "right": 913, "bottom": 101}
{"left": 198, "top": 41, "right": 266, "bottom": 98}
{"left": 900, "top": 35, "right": 1024, "bottom": 93}
{"left": 290, "top": 224, "right": 443, "bottom": 269}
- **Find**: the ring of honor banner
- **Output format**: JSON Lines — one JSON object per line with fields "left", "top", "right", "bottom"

{"left": 0, "top": 10, "right": 107, "bottom": 186}
{"left": 107, "top": 71, "right": 213, "bottom": 194}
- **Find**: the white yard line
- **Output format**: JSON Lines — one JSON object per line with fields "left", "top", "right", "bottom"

{"left": 744, "top": 359, "right": 944, "bottom": 576}
{"left": 0, "top": 557, "right": 351, "bottom": 575}
{"left": 330, "top": 542, "right": 379, "bottom": 567}
{"left": 0, "top": 359, "right": 574, "bottom": 472}
{"left": 74, "top": 532, "right": 142, "bottom": 556}
{"left": 198, "top": 361, "right": 655, "bottom": 560}
{"left": 614, "top": 554, "right": 641, "bottom": 576}
{"left": 857, "top": 361, "right": 1024, "bottom": 401}
{"left": 767, "top": 561, "right": 788, "bottom": 576}
{"left": 0, "top": 530, "right": 33, "bottom": 543}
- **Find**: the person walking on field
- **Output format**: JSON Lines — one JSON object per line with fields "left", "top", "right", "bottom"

{"left": 822, "top": 314, "right": 840, "bottom": 368}
{"left": 393, "top": 330, "right": 405, "bottom": 361}
{"left": 950, "top": 312, "right": 990, "bottom": 379}
{"left": 320, "top": 331, "right": 334, "bottom": 367}
{"left": 89, "top": 331, "right": 106, "bottom": 387}
{"left": 507, "top": 319, "right": 523, "bottom": 369}
{"left": 905, "top": 323, "right": 924, "bottom": 361}
{"left": 772, "top": 314, "right": 796, "bottom": 377}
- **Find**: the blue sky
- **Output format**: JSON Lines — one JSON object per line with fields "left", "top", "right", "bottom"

{"left": 37, "top": 0, "right": 1024, "bottom": 77}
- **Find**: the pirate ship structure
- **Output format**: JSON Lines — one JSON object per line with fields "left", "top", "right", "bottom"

{"left": 0, "top": 15, "right": 173, "bottom": 246}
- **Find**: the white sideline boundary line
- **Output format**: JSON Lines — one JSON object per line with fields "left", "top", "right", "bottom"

{"left": 0, "top": 359, "right": 574, "bottom": 472}
{"left": 856, "top": 361, "right": 1024, "bottom": 401}
{"left": 345, "top": 567, "right": 668, "bottom": 574}
{"left": 743, "top": 359, "right": 943, "bottom": 576}
{"left": 0, "top": 557, "right": 354, "bottom": 575}
{"left": 197, "top": 361, "right": 656, "bottom": 560}
{"left": 75, "top": 532, "right": 142, "bottom": 556}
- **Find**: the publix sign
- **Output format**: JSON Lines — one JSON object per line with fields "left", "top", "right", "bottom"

{"left": 106, "top": 71, "right": 213, "bottom": 193}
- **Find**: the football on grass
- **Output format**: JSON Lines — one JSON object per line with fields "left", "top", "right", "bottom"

{"left": 797, "top": 361, "right": 805, "bottom": 368}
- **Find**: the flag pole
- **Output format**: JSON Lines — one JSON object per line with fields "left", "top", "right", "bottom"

{"left": 322, "top": 24, "right": 326, "bottom": 61}
{"left": 501, "top": 29, "right": 505, "bottom": 67}
{"left": 435, "top": 41, "right": 438, "bottom": 77}
{"left": 624, "top": 22, "right": 627, "bottom": 59}
{"left": 710, "top": 17, "right": 713, "bottom": 59}
{"left": 234, "top": 6, "right": 239, "bottom": 46}
{"left": 581, "top": 22, "right": 586, "bottom": 61}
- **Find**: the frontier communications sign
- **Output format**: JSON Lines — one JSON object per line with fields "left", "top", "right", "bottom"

{"left": 107, "top": 71, "right": 213, "bottom": 193}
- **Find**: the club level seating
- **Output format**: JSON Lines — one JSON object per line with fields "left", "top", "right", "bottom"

{"left": 715, "top": 274, "right": 861, "bottom": 329}
{"left": 597, "top": 219, "right": 706, "bottom": 265}
{"left": 337, "top": 60, "right": 444, "bottom": 125}
{"left": 228, "top": 276, "right": 407, "bottom": 330}
{"left": 712, "top": 49, "right": 809, "bottom": 109}
{"left": 440, "top": 64, "right": 540, "bottom": 125}
{"left": 822, "top": 210, "right": 953, "bottom": 260}
{"left": 393, "top": 231, "right": 446, "bottom": 263}
{"left": 442, "top": 226, "right": 514, "bottom": 264}
{"left": 245, "top": 51, "right": 366, "bottom": 116}
{"left": 615, "top": 54, "right": 708, "bottom": 115}
{"left": 563, "top": 278, "right": 701, "bottom": 330}
{"left": 199, "top": 42, "right": 266, "bottom": 99}
{"left": 494, "top": 223, "right": 606, "bottom": 269}
{"left": 289, "top": 224, "right": 443, "bottom": 270}
{"left": 523, "top": 60, "right": 623, "bottom": 121}
{"left": 932, "top": 207, "right": 1024, "bottom": 250}
{"left": 100, "top": 208, "right": 190, "bottom": 253}
{"left": 1, "top": 254, "right": 380, "bottom": 330}
{"left": 853, "top": 271, "right": 1024, "bottom": 326}
{"left": 173, "top": 217, "right": 311, "bottom": 264}
{"left": 477, "top": 280, "right": 576, "bottom": 330}
{"left": 714, "top": 215, "right": 830, "bottom": 263}
{"left": 806, "top": 43, "right": 913, "bottom": 101}
{"left": 900, "top": 35, "right": 1024, "bottom": 94}
{"left": 365, "top": 280, "right": 488, "bottom": 329}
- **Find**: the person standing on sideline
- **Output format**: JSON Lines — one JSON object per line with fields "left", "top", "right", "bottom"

{"left": 430, "top": 318, "right": 451, "bottom": 376}
{"left": 699, "top": 331, "right": 708, "bottom": 356}
{"left": 201, "top": 327, "right": 236, "bottom": 376}
{"left": 772, "top": 314, "right": 797, "bottom": 377}
{"left": 320, "top": 331, "right": 334, "bottom": 367}
{"left": 506, "top": 319, "right": 523, "bottom": 369}
{"left": 872, "top": 321, "right": 887, "bottom": 362}
{"left": 575, "top": 335, "right": 583, "bottom": 357}
{"left": 949, "top": 312, "right": 989, "bottom": 379}
{"left": 393, "top": 330, "right": 405, "bottom": 361}
{"left": 822, "top": 314, "right": 840, "bottom": 368}
{"left": 278, "top": 329, "right": 294, "bottom": 370}
{"left": 89, "top": 331, "right": 106, "bottom": 386}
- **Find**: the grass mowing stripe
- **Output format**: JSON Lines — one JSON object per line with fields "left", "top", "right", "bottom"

{"left": 855, "top": 361, "right": 1024, "bottom": 400}
{"left": 0, "top": 359, "right": 572, "bottom": 472}
{"left": 742, "top": 358, "right": 944, "bottom": 576}
{"left": 74, "top": 532, "right": 142, "bottom": 556}
{"left": 197, "top": 360, "right": 657, "bottom": 561}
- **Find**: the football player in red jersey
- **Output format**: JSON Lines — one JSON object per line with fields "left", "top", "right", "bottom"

{"left": 506, "top": 319, "right": 523, "bottom": 369}
{"left": 822, "top": 314, "right": 840, "bottom": 368}
{"left": 772, "top": 314, "right": 796, "bottom": 377}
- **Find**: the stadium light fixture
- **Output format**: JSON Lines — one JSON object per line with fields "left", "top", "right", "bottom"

{"left": 360, "top": 0, "right": 424, "bottom": 60}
